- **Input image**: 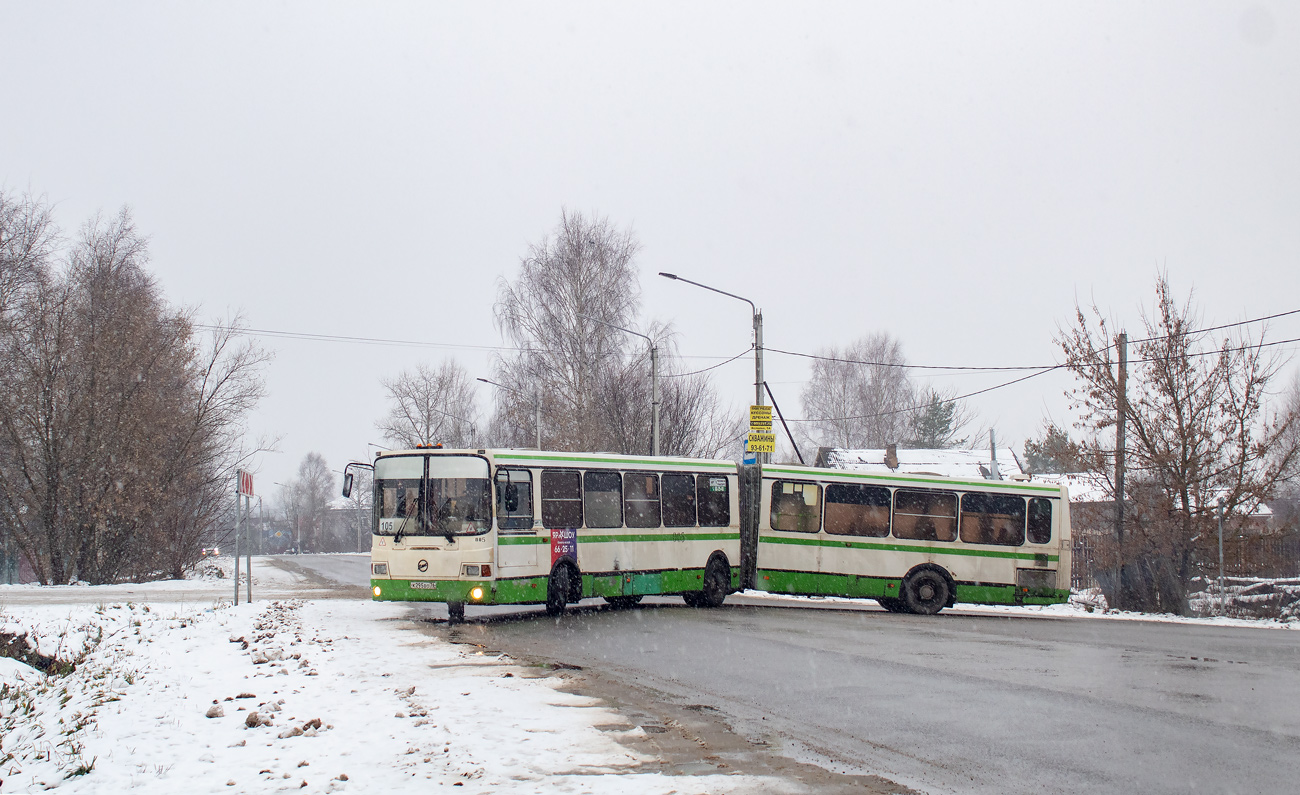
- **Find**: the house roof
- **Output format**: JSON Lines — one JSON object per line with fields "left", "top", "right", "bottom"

{"left": 818, "top": 447, "right": 1025, "bottom": 480}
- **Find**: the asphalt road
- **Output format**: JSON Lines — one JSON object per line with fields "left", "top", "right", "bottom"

{"left": 287, "top": 554, "right": 1300, "bottom": 794}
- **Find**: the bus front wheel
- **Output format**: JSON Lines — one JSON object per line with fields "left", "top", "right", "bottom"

{"left": 546, "top": 565, "right": 572, "bottom": 616}
{"left": 902, "top": 569, "right": 951, "bottom": 615}
{"left": 447, "top": 602, "right": 465, "bottom": 624}
{"left": 697, "top": 557, "right": 730, "bottom": 608}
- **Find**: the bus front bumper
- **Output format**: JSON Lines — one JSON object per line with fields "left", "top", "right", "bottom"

{"left": 371, "top": 578, "right": 500, "bottom": 604}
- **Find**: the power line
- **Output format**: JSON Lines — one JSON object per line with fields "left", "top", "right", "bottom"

{"left": 791, "top": 334, "right": 1300, "bottom": 425}
{"left": 193, "top": 324, "right": 740, "bottom": 361}
{"left": 662, "top": 347, "right": 754, "bottom": 378}
{"left": 768, "top": 307, "right": 1300, "bottom": 372}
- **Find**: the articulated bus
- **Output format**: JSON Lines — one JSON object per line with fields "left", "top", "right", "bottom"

{"left": 349, "top": 448, "right": 1070, "bottom": 621}
{"left": 354, "top": 448, "right": 740, "bottom": 622}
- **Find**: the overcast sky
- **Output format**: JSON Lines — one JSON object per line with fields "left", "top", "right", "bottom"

{"left": 3, "top": 2, "right": 1297, "bottom": 499}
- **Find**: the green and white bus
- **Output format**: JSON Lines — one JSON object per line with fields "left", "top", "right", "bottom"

{"left": 751, "top": 463, "right": 1072, "bottom": 614}
{"left": 356, "top": 447, "right": 740, "bottom": 622}
{"left": 350, "top": 448, "right": 1071, "bottom": 620}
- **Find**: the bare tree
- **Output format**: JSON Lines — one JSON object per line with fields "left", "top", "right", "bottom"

{"left": 1059, "top": 274, "right": 1300, "bottom": 613}
{"left": 281, "top": 452, "right": 333, "bottom": 553}
{"left": 0, "top": 203, "right": 269, "bottom": 583}
{"left": 491, "top": 210, "right": 742, "bottom": 456}
{"left": 377, "top": 360, "right": 479, "bottom": 448}
{"left": 492, "top": 209, "right": 642, "bottom": 452}
{"left": 799, "top": 333, "right": 916, "bottom": 450}
{"left": 0, "top": 190, "right": 55, "bottom": 319}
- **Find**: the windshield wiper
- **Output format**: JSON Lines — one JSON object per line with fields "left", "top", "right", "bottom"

{"left": 393, "top": 511, "right": 415, "bottom": 544}
{"left": 434, "top": 498, "right": 455, "bottom": 544}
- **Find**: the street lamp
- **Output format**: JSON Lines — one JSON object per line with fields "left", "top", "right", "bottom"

{"left": 478, "top": 377, "right": 542, "bottom": 450}
{"left": 660, "top": 272, "right": 765, "bottom": 460}
{"left": 578, "top": 314, "right": 660, "bottom": 457}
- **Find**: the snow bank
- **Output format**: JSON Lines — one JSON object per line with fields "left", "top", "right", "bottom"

{"left": 0, "top": 597, "right": 783, "bottom": 793}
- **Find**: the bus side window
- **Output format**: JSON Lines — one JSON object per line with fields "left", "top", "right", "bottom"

{"left": 770, "top": 481, "right": 820, "bottom": 533}
{"left": 893, "top": 489, "right": 957, "bottom": 542}
{"left": 584, "top": 470, "right": 623, "bottom": 528}
{"left": 541, "top": 470, "right": 583, "bottom": 529}
{"left": 1027, "top": 498, "right": 1053, "bottom": 544}
{"left": 662, "top": 473, "right": 697, "bottom": 527}
{"left": 824, "top": 483, "right": 891, "bottom": 537}
{"left": 624, "top": 472, "right": 661, "bottom": 528}
{"left": 495, "top": 469, "right": 534, "bottom": 532}
{"left": 697, "top": 476, "right": 730, "bottom": 527}
{"left": 959, "top": 492, "right": 1025, "bottom": 546}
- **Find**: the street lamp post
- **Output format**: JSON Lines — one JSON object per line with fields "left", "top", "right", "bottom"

{"left": 578, "top": 315, "right": 660, "bottom": 457}
{"left": 660, "top": 272, "right": 765, "bottom": 460}
{"left": 478, "top": 377, "right": 542, "bottom": 450}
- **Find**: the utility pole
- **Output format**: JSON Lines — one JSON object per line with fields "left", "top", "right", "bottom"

{"left": 1218, "top": 498, "right": 1226, "bottom": 614}
{"left": 233, "top": 488, "right": 242, "bottom": 606}
{"left": 245, "top": 494, "right": 253, "bottom": 603}
{"left": 1114, "top": 331, "right": 1128, "bottom": 609}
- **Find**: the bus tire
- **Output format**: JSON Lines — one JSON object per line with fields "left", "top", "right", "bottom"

{"left": 447, "top": 602, "right": 465, "bottom": 624}
{"left": 604, "top": 595, "right": 643, "bottom": 609}
{"left": 877, "top": 597, "right": 907, "bottom": 613}
{"left": 698, "top": 556, "right": 730, "bottom": 608}
{"left": 902, "top": 568, "right": 951, "bottom": 615}
{"left": 546, "top": 564, "right": 573, "bottom": 616}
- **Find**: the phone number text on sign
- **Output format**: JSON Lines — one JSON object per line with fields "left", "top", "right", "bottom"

{"left": 550, "top": 528, "right": 577, "bottom": 565}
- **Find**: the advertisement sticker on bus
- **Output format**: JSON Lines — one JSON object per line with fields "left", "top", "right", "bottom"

{"left": 550, "top": 528, "right": 577, "bottom": 565}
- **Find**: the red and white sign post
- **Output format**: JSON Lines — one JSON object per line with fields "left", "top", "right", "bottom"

{"left": 235, "top": 470, "right": 255, "bottom": 605}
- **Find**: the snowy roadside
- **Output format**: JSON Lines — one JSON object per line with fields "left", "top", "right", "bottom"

{"left": 0, "top": 594, "right": 791, "bottom": 794}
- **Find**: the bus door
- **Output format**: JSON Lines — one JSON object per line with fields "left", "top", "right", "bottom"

{"left": 495, "top": 468, "right": 538, "bottom": 571}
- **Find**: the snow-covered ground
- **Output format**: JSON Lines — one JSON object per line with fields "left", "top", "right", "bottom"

{"left": 0, "top": 563, "right": 789, "bottom": 794}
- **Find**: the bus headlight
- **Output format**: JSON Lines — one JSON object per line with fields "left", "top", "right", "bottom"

{"left": 373, "top": 586, "right": 382, "bottom": 598}
{"left": 470, "top": 587, "right": 484, "bottom": 601}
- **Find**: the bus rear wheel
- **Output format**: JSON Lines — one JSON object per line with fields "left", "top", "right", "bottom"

{"left": 902, "top": 569, "right": 950, "bottom": 615}
{"left": 546, "top": 565, "right": 572, "bottom": 616}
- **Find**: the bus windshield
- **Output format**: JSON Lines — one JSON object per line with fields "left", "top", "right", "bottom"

{"left": 374, "top": 454, "right": 492, "bottom": 537}
{"left": 428, "top": 456, "right": 492, "bottom": 536}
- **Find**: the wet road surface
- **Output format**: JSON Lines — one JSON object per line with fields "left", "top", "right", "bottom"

{"left": 422, "top": 599, "right": 1300, "bottom": 795}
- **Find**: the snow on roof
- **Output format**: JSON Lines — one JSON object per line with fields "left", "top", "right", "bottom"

{"left": 1029, "top": 473, "right": 1110, "bottom": 503}
{"left": 821, "top": 447, "right": 1025, "bottom": 480}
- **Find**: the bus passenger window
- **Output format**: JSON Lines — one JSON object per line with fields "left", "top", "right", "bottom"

{"left": 624, "top": 472, "right": 661, "bottom": 528}
{"left": 1027, "top": 498, "right": 1053, "bottom": 544}
{"left": 892, "top": 489, "right": 957, "bottom": 542}
{"left": 959, "top": 493, "right": 1025, "bottom": 546}
{"left": 541, "top": 470, "right": 582, "bottom": 529}
{"left": 584, "top": 471, "right": 623, "bottom": 528}
{"left": 697, "top": 476, "right": 730, "bottom": 527}
{"left": 495, "top": 469, "right": 533, "bottom": 531}
{"left": 662, "top": 474, "right": 697, "bottom": 527}
{"left": 824, "top": 483, "right": 891, "bottom": 537}
{"left": 770, "top": 481, "right": 820, "bottom": 533}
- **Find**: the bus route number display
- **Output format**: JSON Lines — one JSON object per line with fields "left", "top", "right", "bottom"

{"left": 551, "top": 527, "right": 577, "bottom": 565}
